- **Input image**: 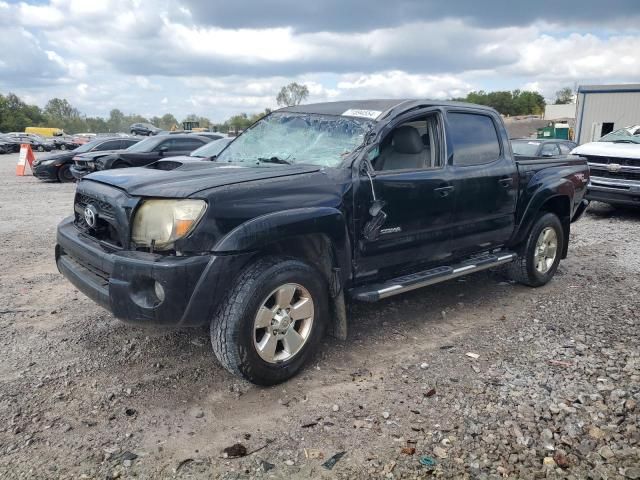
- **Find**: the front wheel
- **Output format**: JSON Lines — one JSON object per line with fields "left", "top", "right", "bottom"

{"left": 211, "top": 256, "right": 328, "bottom": 385}
{"left": 508, "top": 212, "right": 564, "bottom": 287}
{"left": 57, "top": 164, "right": 75, "bottom": 183}
{"left": 37, "top": 145, "right": 45, "bottom": 152}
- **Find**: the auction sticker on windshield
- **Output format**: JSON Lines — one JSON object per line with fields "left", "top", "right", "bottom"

{"left": 342, "top": 109, "right": 382, "bottom": 120}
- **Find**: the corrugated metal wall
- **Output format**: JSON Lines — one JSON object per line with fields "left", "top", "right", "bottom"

{"left": 576, "top": 91, "right": 640, "bottom": 144}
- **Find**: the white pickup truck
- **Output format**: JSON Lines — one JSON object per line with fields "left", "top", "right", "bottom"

{"left": 572, "top": 126, "right": 640, "bottom": 207}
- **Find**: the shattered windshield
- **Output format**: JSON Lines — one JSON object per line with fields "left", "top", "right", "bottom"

{"left": 599, "top": 126, "right": 640, "bottom": 144}
{"left": 216, "top": 112, "right": 373, "bottom": 167}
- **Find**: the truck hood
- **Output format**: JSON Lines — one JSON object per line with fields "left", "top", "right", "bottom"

{"left": 83, "top": 159, "right": 322, "bottom": 197}
{"left": 572, "top": 142, "right": 640, "bottom": 160}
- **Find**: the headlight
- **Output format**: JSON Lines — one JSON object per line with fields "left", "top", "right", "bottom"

{"left": 38, "top": 159, "right": 56, "bottom": 166}
{"left": 131, "top": 199, "right": 207, "bottom": 251}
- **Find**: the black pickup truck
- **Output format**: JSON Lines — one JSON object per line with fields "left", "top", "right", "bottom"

{"left": 56, "top": 100, "right": 589, "bottom": 385}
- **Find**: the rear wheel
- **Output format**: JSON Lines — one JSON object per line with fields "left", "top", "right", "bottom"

{"left": 210, "top": 256, "right": 328, "bottom": 385}
{"left": 508, "top": 212, "right": 563, "bottom": 287}
{"left": 57, "top": 164, "right": 74, "bottom": 183}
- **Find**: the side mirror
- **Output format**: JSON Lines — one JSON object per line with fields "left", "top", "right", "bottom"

{"left": 542, "top": 152, "right": 554, "bottom": 157}
{"left": 158, "top": 146, "right": 169, "bottom": 155}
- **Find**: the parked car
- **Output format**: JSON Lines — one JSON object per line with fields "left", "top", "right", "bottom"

{"left": 572, "top": 125, "right": 640, "bottom": 207}
{"left": 33, "top": 136, "right": 141, "bottom": 183}
{"left": 511, "top": 138, "right": 577, "bottom": 158}
{"left": 188, "top": 132, "right": 227, "bottom": 141}
{"left": 150, "top": 137, "right": 234, "bottom": 167}
{"left": 71, "top": 134, "right": 210, "bottom": 179}
{"left": 0, "top": 138, "right": 11, "bottom": 154}
{"left": 130, "top": 123, "right": 161, "bottom": 136}
{"left": 56, "top": 100, "right": 589, "bottom": 385}
{"left": 5, "top": 133, "right": 54, "bottom": 152}
{"left": 52, "top": 135, "right": 80, "bottom": 151}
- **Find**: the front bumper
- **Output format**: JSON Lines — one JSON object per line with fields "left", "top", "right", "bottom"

{"left": 70, "top": 164, "right": 93, "bottom": 180}
{"left": 587, "top": 177, "right": 640, "bottom": 206}
{"left": 33, "top": 163, "right": 61, "bottom": 181}
{"left": 55, "top": 217, "right": 251, "bottom": 326}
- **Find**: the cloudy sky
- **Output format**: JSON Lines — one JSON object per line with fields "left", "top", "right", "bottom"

{"left": 1, "top": 0, "right": 639, "bottom": 122}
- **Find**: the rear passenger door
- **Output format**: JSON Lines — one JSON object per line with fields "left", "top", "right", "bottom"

{"left": 446, "top": 110, "right": 517, "bottom": 257}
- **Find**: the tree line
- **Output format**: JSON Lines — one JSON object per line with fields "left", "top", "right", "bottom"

{"left": 1, "top": 83, "right": 573, "bottom": 135}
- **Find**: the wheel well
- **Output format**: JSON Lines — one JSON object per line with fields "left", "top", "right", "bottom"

{"left": 260, "top": 234, "right": 336, "bottom": 285}
{"left": 259, "top": 234, "right": 348, "bottom": 340}
{"left": 539, "top": 196, "right": 571, "bottom": 259}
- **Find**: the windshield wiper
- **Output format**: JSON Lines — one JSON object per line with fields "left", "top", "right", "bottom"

{"left": 257, "top": 156, "right": 291, "bottom": 165}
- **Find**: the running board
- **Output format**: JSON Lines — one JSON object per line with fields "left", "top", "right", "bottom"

{"left": 349, "top": 252, "right": 517, "bottom": 302}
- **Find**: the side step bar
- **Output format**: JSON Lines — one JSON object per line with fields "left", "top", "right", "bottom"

{"left": 349, "top": 252, "right": 517, "bottom": 302}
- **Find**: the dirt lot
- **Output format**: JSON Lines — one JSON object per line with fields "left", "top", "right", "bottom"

{"left": 0, "top": 152, "right": 638, "bottom": 479}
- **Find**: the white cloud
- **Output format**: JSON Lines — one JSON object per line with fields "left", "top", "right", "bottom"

{"left": 0, "top": 0, "right": 638, "bottom": 121}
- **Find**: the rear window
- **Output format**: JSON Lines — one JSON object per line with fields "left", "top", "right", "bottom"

{"left": 448, "top": 113, "right": 501, "bottom": 166}
{"left": 511, "top": 141, "right": 540, "bottom": 156}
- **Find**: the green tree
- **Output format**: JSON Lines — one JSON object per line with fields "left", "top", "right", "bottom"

{"left": 0, "top": 93, "right": 45, "bottom": 132}
{"left": 452, "top": 90, "right": 545, "bottom": 116}
{"left": 107, "top": 109, "right": 125, "bottom": 132}
{"left": 276, "top": 82, "right": 309, "bottom": 107}
{"left": 159, "top": 113, "right": 178, "bottom": 130}
{"left": 554, "top": 87, "right": 574, "bottom": 105}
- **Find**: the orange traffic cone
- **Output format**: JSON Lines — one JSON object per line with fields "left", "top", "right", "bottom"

{"left": 16, "top": 143, "right": 36, "bottom": 176}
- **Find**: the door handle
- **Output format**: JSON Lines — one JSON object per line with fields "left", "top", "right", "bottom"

{"left": 499, "top": 177, "right": 514, "bottom": 187}
{"left": 434, "top": 185, "right": 455, "bottom": 197}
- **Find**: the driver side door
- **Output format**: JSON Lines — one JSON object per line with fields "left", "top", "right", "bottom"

{"left": 354, "top": 109, "right": 456, "bottom": 280}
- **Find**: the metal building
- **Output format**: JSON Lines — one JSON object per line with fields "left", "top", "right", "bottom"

{"left": 575, "top": 83, "right": 640, "bottom": 144}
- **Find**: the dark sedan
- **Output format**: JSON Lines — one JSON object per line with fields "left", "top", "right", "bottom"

{"left": 5, "top": 133, "right": 55, "bottom": 152}
{"left": 33, "top": 137, "right": 141, "bottom": 182}
{"left": 130, "top": 122, "right": 161, "bottom": 136}
{"left": 511, "top": 138, "right": 577, "bottom": 158}
{"left": 53, "top": 135, "right": 80, "bottom": 151}
{"left": 71, "top": 134, "right": 211, "bottom": 179}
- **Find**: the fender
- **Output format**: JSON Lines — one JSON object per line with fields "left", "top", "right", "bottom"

{"left": 213, "top": 207, "right": 351, "bottom": 276}
{"left": 97, "top": 154, "right": 121, "bottom": 170}
{"left": 510, "top": 172, "right": 574, "bottom": 248}
{"left": 214, "top": 207, "right": 352, "bottom": 340}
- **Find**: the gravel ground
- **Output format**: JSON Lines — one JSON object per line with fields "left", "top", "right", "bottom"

{"left": 0, "top": 152, "right": 638, "bottom": 479}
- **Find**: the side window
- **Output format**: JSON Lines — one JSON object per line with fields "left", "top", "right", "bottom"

{"left": 558, "top": 143, "right": 571, "bottom": 154}
{"left": 448, "top": 113, "right": 501, "bottom": 166}
{"left": 95, "top": 140, "right": 121, "bottom": 151}
{"left": 373, "top": 115, "right": 440, "bottom": 171}
{"left": 173, "top": 138, "right": 205, "bottom": 150}
{"left": 540, "top": 143, "right": 560, "bottom": 156}
{"left": 154, "top": 139, "right": 173, "bottom": 151}
{"left": 121, "top": 140, "right": 138, "bottom": 149}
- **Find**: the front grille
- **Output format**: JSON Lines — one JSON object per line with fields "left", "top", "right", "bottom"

{"left": 590, "top": 168, "right": 640, "bottom": 182}
{"left": 74, "top": 192, "right": 123, "bottom": 247}
{"left": 76, "top": 193, "right": 114, "bottom": 216}
{"left": 585, "top": 155, "right": 640, "bottom": 168}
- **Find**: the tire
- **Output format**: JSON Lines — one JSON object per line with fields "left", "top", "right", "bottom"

{"left": 37, "top": 145, "right": 45, "bottom": 152}
{"left": 60, "top": 144, "right": 67, "bottom": 150}
{"left": 508, "top": 212, "right": 564, "bottom": 287}
{"left": 211, "top": 256, "right": 328, "bottom": 385}
{"left": 57, "top": 164, "right": 74, "bottom": 183}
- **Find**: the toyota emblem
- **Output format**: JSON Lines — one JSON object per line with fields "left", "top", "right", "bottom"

{"left": 607, "top": 163, "right": 621, "bottom": 173}
{"left": 84, "top": 204, "right": 98, "bottom": 228}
